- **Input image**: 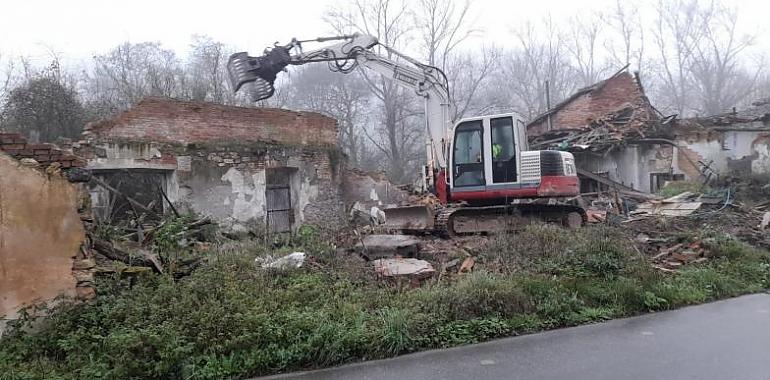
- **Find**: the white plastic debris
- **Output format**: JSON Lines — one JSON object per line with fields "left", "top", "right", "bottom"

{"left": 370, "top": 206, "right": 386, "bottom": 224}
{"left": 258, "top": 252, "right": 306, "bottom": 269}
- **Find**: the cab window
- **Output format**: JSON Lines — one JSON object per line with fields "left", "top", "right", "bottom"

{"left": 453, "top": 120, "right": 485, "bottom": 187}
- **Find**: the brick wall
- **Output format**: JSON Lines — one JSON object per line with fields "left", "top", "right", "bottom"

{"left": 529, "top": 72, "right": 654, "bottom": 136}
{"left": 0, "top": 133, "right": 86, "bottom": 168}
{"left": 84, "top": 97, "right": 338, "bottom": 147}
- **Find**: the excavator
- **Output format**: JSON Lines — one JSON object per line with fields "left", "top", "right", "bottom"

{"left": 227, "top": 34, "right": 585, "bottom": 235}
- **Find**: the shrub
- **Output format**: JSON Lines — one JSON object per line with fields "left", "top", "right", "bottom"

{"left": 410, "top": 271, "right": 532, "bottom": 320}
{"left": 657, "top": 180, "right": 708, "bottom": 198}
{"left": 1, "top": 224, "right": 768, "bottom": 379}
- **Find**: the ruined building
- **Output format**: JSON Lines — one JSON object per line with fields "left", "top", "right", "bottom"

{"left": 78, "top": 98, "right": 346, "bottom": 232}
{"left": 527, "top": 69, "right": 677, "bottom": 193}
{"left": 526, "top": 69, "right": 770, "bottom": 194}
{"left": 672, "top": 99, "right": 770, "bottom": 180}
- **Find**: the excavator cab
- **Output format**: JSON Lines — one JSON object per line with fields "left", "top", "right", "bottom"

{"left": 450, "top": 114, "right": 526, "bottom": 188}
{"left": 447, "top": 113, "right": 578, "bottom": 204}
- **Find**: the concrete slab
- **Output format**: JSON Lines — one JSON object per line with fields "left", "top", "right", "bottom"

{"left": 372, "top": 258, "right": 435, "bottom": 279}
{"left": 357, "top": 234, "right": 421, "bottom": 259}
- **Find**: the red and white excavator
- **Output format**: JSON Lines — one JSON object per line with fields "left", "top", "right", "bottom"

{"left": 227, "top": 34, "right": 585, "bottom": 235}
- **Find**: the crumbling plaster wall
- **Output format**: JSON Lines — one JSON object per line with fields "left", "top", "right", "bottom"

{"left": 0, "top": 153, "right": 85, "bottom": 320}
{"left": 181, "top": 145, "right": 340, "bottom": 230}
{"left": 674, "top": 128, "right": 770, "bottom": 178}
{"left": 81, "top": 98, "right": 345, "bottom": 231}
{"left": 575, "top": 144, "right": 674, "bottom": 193}
{"left": 84, "top": 142, "right": 343, "bottom": 231}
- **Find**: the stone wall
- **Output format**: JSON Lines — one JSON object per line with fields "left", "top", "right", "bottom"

{"left": 177, "top": 143, "right": 343, "bottom": 230}
{"left": 341, "top": 168, "right": 410, "bottom": 207}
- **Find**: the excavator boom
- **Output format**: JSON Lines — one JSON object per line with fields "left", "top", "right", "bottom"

{"left": 227, "top": 34, "right": 585, "bottom": 235}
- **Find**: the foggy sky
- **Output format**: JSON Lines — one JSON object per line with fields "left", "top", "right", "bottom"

{"left": 1, "top": 0, "right": 768, "bottom": 67}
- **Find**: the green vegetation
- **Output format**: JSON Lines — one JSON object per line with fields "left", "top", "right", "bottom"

{"left": 657, "top": 180, "right": 710, "bottom": 198}
{"left": 2, "top": 224, "right": 769, "bottom": 380}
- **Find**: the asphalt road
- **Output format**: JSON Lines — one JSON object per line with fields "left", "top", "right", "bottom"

{"left": 257, "top": 293, "right": 770, "bottom": 380}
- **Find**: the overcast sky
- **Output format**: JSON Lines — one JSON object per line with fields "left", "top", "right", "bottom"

{"left": 1, "top": 0, "right": 768, "bottom": 67}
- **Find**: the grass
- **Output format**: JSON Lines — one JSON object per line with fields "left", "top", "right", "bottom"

{"left": 1, "top": 224, "right": 769, "bottom": 380}
{"left": 657, "top": 180, "right": 710, "bottom": 198}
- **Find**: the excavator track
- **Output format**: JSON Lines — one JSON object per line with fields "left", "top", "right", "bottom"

{"left": 434, "top": 200, "right": 586, "bottom": 236}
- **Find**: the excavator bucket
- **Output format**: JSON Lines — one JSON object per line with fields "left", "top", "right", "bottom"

{"left": 227, "top": 47, "right": 292, "bottom": 102}
{"left": 383, "top": 205, "right": 435, "bottom": 232}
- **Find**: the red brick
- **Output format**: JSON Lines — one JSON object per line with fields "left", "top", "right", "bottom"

{"left": 528, "top": 72, "right": 653, "bottom": 136}
{"left": 0, "top": 133, "right": 23, "bottom": 143}
{"left": 27, "top": 143, "right": 54, "bottom": 150}
{"left": 86, "top": 97, "right": 338, "bottom": 147}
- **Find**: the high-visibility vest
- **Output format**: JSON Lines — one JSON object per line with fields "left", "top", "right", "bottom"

{"left": 492, "top": 144, "right": 502, "bottom": 159}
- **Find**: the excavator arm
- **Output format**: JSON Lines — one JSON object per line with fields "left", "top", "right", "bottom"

{"left": 226, "top": 33, "right": 454, "bottom": 175}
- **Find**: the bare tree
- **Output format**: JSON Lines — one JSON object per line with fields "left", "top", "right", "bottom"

{"left": 412, "top": 0, "right": 496, "bottom": 120}
{"left": 494, "top": 19, "right": 578, "bottom": 119}
{"left": 0, "top": 52, "right": 14, "bottom": 106}
{"left": 603, "top": 0, "right": 645, "bottom": 70}
{"left": 565, "top": 13, "right": 609, "bottom": 87}
{"left": 283, "top": 65, "right": 372, "bottom": 166}
{"left": 688, "top": 4, "right": 760, "bottom": 114}
{"left": 1, "top": 59, "right": 86, "bottom": 142}
{"left": 83, "top": 41, "right": 184, "bottom": 117}
{"left": 186, "top": 35, "right": 227, "bottom": 103}
{"left": 445, "top": 47, "right": 501, "bottom": 119}
{"left": 652, "top": 0, "right": 712, "bottom": 115}
{"left": 652, "top": 0, "right": 760, "bottom": 116}
{"left": 325, "top": 0, "right": 422, "bottom": 182}
{"left": 413, "top": 0, "right": 477, "bottom": 69}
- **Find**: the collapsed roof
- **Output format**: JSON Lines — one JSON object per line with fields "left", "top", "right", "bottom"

{"left": 527, "top": 68, "right": 668, "bottom": 152}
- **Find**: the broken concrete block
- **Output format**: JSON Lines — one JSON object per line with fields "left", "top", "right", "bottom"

{"left": 372, "top": 258, "right": 435, "bottom": 280}
{"left": 356, "top": 234, "right": 421, "bottom": 259}
{"left": 258, "top": 252, "right": 306, "bottom": 270}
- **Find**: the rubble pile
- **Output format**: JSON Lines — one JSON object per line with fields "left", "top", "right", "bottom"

{"left": 88, "top": 216, "right": 215, "bottom": 277}
{"left": 530, "top": 106, "right": 647, "bottom": 152}
{"left": 620, "top": 189, "right": 770, "bottom": 271}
